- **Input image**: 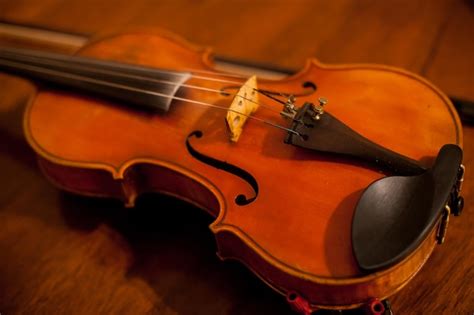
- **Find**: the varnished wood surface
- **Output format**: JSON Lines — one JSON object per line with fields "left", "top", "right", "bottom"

{"left": 0, "top": 1, "right": 473, "bottom": 314}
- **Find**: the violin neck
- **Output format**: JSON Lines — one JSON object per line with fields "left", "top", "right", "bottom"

{"left": 0, "top": 47, "right": 191, "bottom": 111}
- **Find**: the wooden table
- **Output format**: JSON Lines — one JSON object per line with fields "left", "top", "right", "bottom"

{"left": 0, "top": 1, "right": 472, "bottom": 314}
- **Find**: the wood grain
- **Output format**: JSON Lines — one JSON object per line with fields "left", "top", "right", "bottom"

{"left": 0, "top": 1, "right": 472, "bottom": 314}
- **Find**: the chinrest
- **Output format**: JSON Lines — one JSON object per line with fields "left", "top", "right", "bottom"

{"left": 352, "top": 144, "right": 463, "bottom": 272}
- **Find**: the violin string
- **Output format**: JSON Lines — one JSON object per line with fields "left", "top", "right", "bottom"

{"left": 0, "top": 52, "right": 283, "bottom": 114}
{"left": 1, "top": 48, "right": 307, "bottom": 111}
{"left": 0, "top": 49, "right": 301, "bottom": 116}
{"left": 0, "top": 58, "right": 301, "bottom": 137}
{"left": 0, "top": 47, "right": 251, "bottom": 82}
{"left": 0, "top": 48, "right": 249, "bottom": 84}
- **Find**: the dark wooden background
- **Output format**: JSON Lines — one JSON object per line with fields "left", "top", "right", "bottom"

{"left": 0, "top": 1, "right": 472, "bottom": 314}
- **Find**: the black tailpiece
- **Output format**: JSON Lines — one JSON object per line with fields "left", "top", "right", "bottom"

{"left": 284, "top": 102, "right": 425, "bottom": 175}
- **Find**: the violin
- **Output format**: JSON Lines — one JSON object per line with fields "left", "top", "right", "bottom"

{"left": 0, "top": 30, "right": 465, "bottom": 314}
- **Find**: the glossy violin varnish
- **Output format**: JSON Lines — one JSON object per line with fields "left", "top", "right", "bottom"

{"left": 9, "top": 29, "right": 463, "bottom": 312}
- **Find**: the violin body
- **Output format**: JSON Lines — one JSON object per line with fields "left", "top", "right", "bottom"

{"left": 22, "top": 31, "right": 461, "bottom": 310}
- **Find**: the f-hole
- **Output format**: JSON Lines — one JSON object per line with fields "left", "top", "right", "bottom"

{"left": 185, "top": 131, "right": 259, "bottom": 206}
{"left": 302, "top": 81, "right": 317, "bottom": 93}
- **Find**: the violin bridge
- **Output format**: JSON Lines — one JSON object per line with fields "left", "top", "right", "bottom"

{"left": 225, "top": 75, "right": 259, "bottom": 142}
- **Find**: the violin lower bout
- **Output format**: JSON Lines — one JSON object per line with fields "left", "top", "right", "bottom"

{"left": 36, "top": 155, "right": 440, "bottom": 309}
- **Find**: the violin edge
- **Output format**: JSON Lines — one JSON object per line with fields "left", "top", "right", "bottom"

{"left": 18, "top": 29, "right": 463, "bottom": 310}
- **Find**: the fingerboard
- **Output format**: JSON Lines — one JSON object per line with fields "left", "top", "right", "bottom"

{"left": 0, "top": 47, "right": 191, "bottom": 111}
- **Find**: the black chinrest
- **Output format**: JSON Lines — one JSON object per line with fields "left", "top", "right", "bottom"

{"left": 352, "top": 144, "right": 463, "bottom": 272}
